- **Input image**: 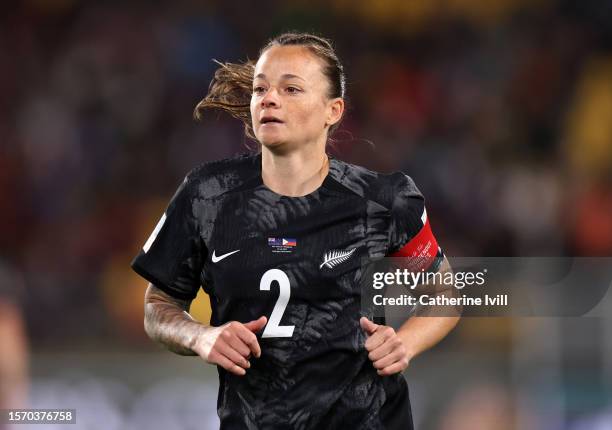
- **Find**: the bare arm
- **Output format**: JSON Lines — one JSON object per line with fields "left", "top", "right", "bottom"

{"left": 144, "top": 283, "right": 203, "bottom": 355}
{"left": 361, "top": 256, "right": 461, "bottom": 375}
{"left": 396, "top": 256, "right": 461, "bottom": 361}
{"left": 0, "top": 300, "right": 29, "bottom": 408}
{"left": 143, "top": 283, "right": 267, "bottom": 375}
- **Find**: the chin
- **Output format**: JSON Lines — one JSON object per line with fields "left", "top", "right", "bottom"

{"left": 257, "top": 133, "right": 287, "bottom": 149}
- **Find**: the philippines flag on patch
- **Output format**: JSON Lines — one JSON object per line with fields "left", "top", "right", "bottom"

{"left": 282, "top": 238, "right": 297, "bottom": 246}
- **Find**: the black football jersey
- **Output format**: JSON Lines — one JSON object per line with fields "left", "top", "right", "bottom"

{"left": 131, "top": 152, "right": 443, "bottom": 430}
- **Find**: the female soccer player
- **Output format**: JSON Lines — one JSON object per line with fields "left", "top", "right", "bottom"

{"left": 132, "top": 32, "right": 459, "bottom": 429}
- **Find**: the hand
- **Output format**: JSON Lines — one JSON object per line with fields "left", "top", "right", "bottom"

{"left": 360, "top": 317, "right": 410, "bottom": 376}
{"left": 193, "top": 316, "right": 267, "bottom": 376}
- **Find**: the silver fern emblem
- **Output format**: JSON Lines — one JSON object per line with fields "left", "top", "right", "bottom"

{"left": 319, "top": 248, "right": 356, "bottom": 269}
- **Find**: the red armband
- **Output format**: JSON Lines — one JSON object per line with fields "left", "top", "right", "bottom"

{"left": 390, "top": 208, "right": 439, "bottom": 272}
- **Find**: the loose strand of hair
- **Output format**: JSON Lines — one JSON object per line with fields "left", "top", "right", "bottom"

{"left": 193, "top": 59, "right": 255, "bottom": 138}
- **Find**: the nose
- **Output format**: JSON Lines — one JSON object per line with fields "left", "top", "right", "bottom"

{"left": 261, "top": 87, "right": 279, "bottom": 108}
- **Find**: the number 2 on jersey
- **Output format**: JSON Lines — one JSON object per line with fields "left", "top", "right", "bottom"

{"left": 260, "top": 269, "right": 295, "bottom": 338}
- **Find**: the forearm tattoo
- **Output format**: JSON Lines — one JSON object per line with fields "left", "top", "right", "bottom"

{"left": 144, "top": 284, "right": 204, "bottom": 356}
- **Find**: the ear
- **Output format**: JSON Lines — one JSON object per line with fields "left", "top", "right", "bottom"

{"left": 325, "top": 97, "right": 344, "bottom": 127}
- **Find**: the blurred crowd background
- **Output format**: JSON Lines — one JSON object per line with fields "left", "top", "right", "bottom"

{"left": 1, "top": 0, "right": 611, "bottom": 429}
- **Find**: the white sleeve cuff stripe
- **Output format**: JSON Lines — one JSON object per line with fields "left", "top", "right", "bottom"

{"left": 143, "top": 213, "right": 167, "bottom": 253}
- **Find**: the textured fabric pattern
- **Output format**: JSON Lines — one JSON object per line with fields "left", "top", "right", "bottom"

{"left": 132, "top": 153, "right": 433, "bottom": 429}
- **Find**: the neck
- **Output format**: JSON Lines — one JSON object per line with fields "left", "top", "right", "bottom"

{"left": 261, "top": 144, "right": 329, "bottom": 197}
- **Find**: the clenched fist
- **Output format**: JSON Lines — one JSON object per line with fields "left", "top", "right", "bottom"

{"left": 360, "top": 317, "right": 410, "bottom": 376}
{"left": 192, "top": 316, "right": 267, "bottom": 376}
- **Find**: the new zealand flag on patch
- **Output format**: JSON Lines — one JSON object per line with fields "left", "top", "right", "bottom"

{"left": 268, "top": 237, "right": 282, "bottom": 246}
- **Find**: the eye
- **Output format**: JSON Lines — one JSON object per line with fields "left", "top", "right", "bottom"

{"left": 286, "top": 86, "right": 301, "bottom": 94}
{"left": 253, "top": 86, "right": 266, "bottom": 95}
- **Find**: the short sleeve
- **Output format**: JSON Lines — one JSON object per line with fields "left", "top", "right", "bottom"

{"left": 387, "top": 174, "right": 443, "bottom": 272}
{"left": 131, "top": 174, "right": 205, "bottom": 300}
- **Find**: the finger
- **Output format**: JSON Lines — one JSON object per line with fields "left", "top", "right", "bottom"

{"left": 364, "top": 326, "right": 394, "bottom": 351}
{"left": 360, "top": 317, "right": 378, "bottom": 335}
{"left": 226, "top": 332, "right": 252, "bottom": 358}
{"left": 364, "top": 331, "right": 385, "bottom": 351}
{"left": 235, "top": 325, "right": 263, "bottom": 358}
{"left": 377, "top": 360, "right": 408, "bottom": 376}
{"left": 243, "top": 316, "right": 267, "bottom": 333}
{"left": 207, "top": 350, "right": 246, "bottom": 376}
{"left": 217, "top": 342, "right": 251, "bottom": 369}
{"left": 372, "top": 348, "right": 403, "bottom": 370}
{"left": 219, "top": 323, "right": 256, "bottom": 358}
{"left": 241, "top": 316, "right": 267, "bottom": 358}
{"left": 368, "top": 336, "right": 401, "bottom": 362}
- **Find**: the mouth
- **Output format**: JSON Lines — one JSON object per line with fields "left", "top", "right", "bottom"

{"left": 260, "top": 116, "right": 284, "bottom": 125}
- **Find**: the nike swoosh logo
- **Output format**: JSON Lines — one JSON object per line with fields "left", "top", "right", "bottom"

{"left": 212, "top": 249, "right": 240, "bottom": 263}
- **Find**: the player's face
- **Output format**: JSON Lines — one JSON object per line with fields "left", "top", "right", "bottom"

{"left": 250, "top": 45, "right": 342, "bottom": 150}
